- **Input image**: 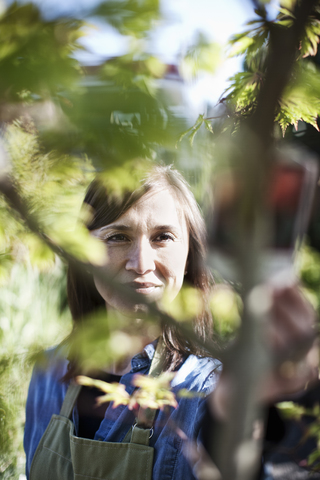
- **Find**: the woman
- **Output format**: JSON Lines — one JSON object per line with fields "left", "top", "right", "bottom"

{"left": 24, "top": 165, "right": 222, "bottom": 480}
{"left": 24, "top": 165, "right": 317, "bottom": 480}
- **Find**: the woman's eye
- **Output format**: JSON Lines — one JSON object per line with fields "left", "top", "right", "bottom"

{"left": 105, "top": 234, "right": 129, "bottom": 243}
{"left": 154, "top": 233, "right": 174, "bottom": 242}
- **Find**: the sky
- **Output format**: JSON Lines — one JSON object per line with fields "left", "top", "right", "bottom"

{"left": 76, "top": 0, "right": 275, "bottom": 113}
{"left": 75, "top": 0, "right": 279, "bottom": 112}
{"left": 8, "top": 0, "right": 280, "bottom": 112}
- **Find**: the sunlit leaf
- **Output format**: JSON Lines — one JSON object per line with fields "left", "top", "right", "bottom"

{"left": 210, "top": 285, "right": 241, "bottom": 338}
{"left": 77, "top": 375, "right": 130, "bottom": 408}
{"left": 276, "top": 401, "right": 306, "bottom": 420}
{"left": 229, "top": 36, "right": 255, "bottom": 57}
{"left": 279, "top": 0, "right": 297, "bottom": 11}
{"left": 97, "top": 158, "right": 152, "bottom": 197}
{"left": 76, "top": 371, "right": 177, "bottom": 410}
{"left": 93, "top": 0, "right": 161, "bottom": 38}
{"left": 23, "top": 233, "right": 55, "bottom": 270}
{"left": 0, "top": 2, "right": 83, "bottom": 102}
{"left": 181, "top": 32, "right": 221, "bottom": 79}
{"left": 161, "top": 285, "right": 202, "bottom": 322}
{"left": 178, "top": 114, "right": 205, "bottom": 145}
{"left": 308, "top": 451, "right": 320, "bottom": 467}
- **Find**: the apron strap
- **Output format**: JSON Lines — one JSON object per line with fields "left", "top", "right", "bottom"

{"left": 130, "top": 422, "right": 153, "bottom": 446}
{"left": 148, "top": 338, "right": 165, "bottom": 378}
{"left": 59, "top": 383, "right": 82, "bottom": 418}
{"left": 134, "top": 339, "right": 164, "bottom": 430}
{"left": 123, "top": 339, "right": 165, "bottom": 444}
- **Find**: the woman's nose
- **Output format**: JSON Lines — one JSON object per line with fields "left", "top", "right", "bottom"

{"left": 125, "top": 239, "right": 156, "bottom": 274}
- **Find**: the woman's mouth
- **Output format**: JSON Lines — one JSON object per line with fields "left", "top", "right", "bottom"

{"left": 126, "top": 282, "right": 162, "bottom": 295}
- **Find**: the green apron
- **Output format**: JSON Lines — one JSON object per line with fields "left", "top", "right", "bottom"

{"left": 30, "top": 343, "right": 164, "bottom": 480}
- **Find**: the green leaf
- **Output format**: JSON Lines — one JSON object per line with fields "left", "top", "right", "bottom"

{"left": 278, "top": 7, "right": 295, "bottom": 18}
{"left": 276, "top": 61, "right": 320, "bottom": 134}
{"left": 229, "top": 36, "right": 255, "bottom": 57}
{"left": 279, "top": 0, "right": 297, "bottom": 9}
{"left": 0, "top": 2, "right": 83, "bottom": 102}
{"left": 181, "top": 32, "right": 221, "bottom": 79}
{"left": 308, "top": 449, "right": 320, "bottom": 466}
{"left": 161, "top": 285, "right": 203, "bottom": 322}
{"left": 93, "top": 0, "right": 161, "bottom": 39}
{"left": 204, "top": 119, "right": 214, "bottom": 134}
{"left": 300, "top": 20, "right": 320, "bottom": 58}
{"left": 178, "top": 114, "right": 205, "bottom": 145}
{"left": 276, "top": 401, "right": 306, "bottom": 420}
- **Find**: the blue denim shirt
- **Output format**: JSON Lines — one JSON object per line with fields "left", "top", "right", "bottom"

{"left": 24, "top": 342, "right": 222, "bottom": 480}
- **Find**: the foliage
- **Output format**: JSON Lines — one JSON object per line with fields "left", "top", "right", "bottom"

{"left": 277, "top": 401, "right": 320, "bottom": 471}
{"left": 216, "top": 2, "right": 320, "bottom": 135}
{"left": 178, "top": 113, "right": 213, "bottom": 145}
{"left": 68, "top": 309, "right": 160, "bottom": 373}
{"left": 93, "top": 0, "right": 162, "bottom": 38}
{"left": 210, "top": 284, "right": 242, "bottom": 339}
{"left": 77, "top": 371, "right": 177, "bottom": 410}
{"left": 0, "top": 261, "right": 71, "bottom": 477}
{"left": 1, "top": 121, "right": 105, "bottom": 276}
{"left": 0, "top": 2, "right": 83, "bottom": 103}
{"left": 297, "top": 244, "right": 320, "bottom": 315}
{"left": 181, "top": 32, "right": 221, "bottom": 80}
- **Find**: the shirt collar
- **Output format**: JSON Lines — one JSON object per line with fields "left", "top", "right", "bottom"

{"left": 130, "top": 339, "right": 157, "bottom": 371}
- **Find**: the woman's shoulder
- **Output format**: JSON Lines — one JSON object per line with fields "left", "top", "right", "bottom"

{"left": 171, "top": 354, "right": 222, "bottom": 394}
{"left": 24, "top": 345, "right": 69, "bottom": 477}
{"left": 31, "top": 344, "right": 69, "bottom": 380}
{"left": 27, "top": 344, "right": 69, "bottom": 407}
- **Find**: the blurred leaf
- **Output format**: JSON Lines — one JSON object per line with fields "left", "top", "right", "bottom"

{"left": 210, "top": 285, "right": 241, "bottom": 338}
{"left": 222, "top": 71, "right": 261, "bottom": 120}
{"left": 94, "top": 0, "right": 161, "bottom": 38}
{"left": 308, "top": 449, "right": 320, "bottom": 467}
{"left": 49, "top": 224, "right": 106, "bottom": 265}
{"left": 97, "top": 158, "right": 152, "bottom": 197}
{"left": 276, "top": 401, "right": 306, "bottom": 420}
{"left": 178, "top": 114, "right": 206, "bottom": 146}
{"left": 23, "top": 233, "right": 55, "bottom": 270}
{"left": 301, "top": 19, "right": 320, "bottom": 58}
{"left": 0, "top": 2, "right": 83, "bottom": 102}
{"left": 279, "top": 0, "right": 297, "bottom": 9}
{"left": 229, "top": 35, "right": 255, "bottom": 57}
{"left": 48, "top": 71, "right": 177, "bottom": 163}
{"left": 276, "top": 62, "right": 320, "bottom": 135}
{"left": 161, "top": 285, "right": 202, "bottom": 322}
{"left": 69, "top": 311, "right": 146, "bottom": 372}
{"left": 228, "top": 20, "right": 269, "bottom": 59}
{"left": 204, "top": 118, "right": 214, "bottom": 133}
{"left": 78, "top": 370, "right": 177, "bottom": 410}
{"left": 77, "top": 375, "right": 130, "bottom": 408}
{"left": 132, "top": 372, "right": 177, "bottom": 409}
{"left": 181, "top": 32, "right": 221, "bottom": 79}
{"left": 177, "top": 388, "right": 205, "bottom": 399}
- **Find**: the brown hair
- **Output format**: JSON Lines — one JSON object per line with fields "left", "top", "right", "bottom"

{"left": 67, "top": 165, "right": 213, "bottom": 372}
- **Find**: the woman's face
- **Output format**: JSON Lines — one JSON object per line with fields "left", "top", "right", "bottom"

{"left": 91, "top": 188, "right": 189, "bottom": 315}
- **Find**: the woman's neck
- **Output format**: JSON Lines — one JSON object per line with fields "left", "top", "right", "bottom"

{"left": 104, "top": 304, "right": 156, "bottom": 376}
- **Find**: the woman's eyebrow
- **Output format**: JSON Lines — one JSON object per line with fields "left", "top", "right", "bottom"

{"left": 99, "top": 224, "right": 131, "bottom": 232}
{"left": 97, "top": 224, "right": 182, "bottom": 234}
{"left": 154, "top": 225, "right": 180, "bottom": 232}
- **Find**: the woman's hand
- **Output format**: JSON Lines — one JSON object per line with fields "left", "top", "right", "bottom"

{"left": 211, "top": 284, "right": 319, "bottom": 419}
{"left": 259, "top": 284, "right": 318, "bottom": 400}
